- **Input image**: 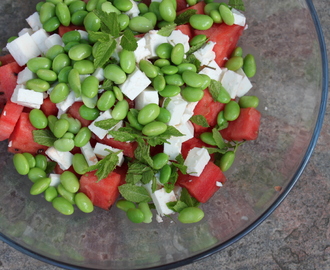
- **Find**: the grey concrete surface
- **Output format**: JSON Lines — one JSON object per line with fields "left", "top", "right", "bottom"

{"left": 0, "top": 0, "right": 329, "bottom": 269}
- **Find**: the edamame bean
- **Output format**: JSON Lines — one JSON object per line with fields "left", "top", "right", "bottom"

{"left": 126, "top": 208, "right": 145, "bottom": 223}
{"left": 46, "top": 0, "right": 63, "bottom": 4}
{"left": 30, "top": 177, "right": 51, "bottom": 195}
{"left": 111, "top": 99, "right": 129, "bottom": 120}
{"left": 156, "top": 107, "right": 171, "bottom": 123}
{"left": 54, "top": 138, "right": 75, "bottom": 152}
{"left": 101, "top": 1, "right": 120, "bottom": 14}
{"left": 56, "top": 2, "right": 71, "bottom": 26}
{"left": 86, "top": 0, "right": 98, "bottom": 11}
{"left": 82, "top": 94, "right": 98, "bottom": 108}
{"left": 161, "top": 65, "right": 178, "bottom": 75}
{"left": 69, "top": 43, "right": 92, "bottom": 61}
{"left": 113, "top": 86, "right": 124, "bottom": 101}
{"left": 159, "top": 85, "right": 180, "bottom": 97}
{"left": 152, "top": 153, "right": 169, "bottom": 170}
{"left": 22, "top": 153, "right": 36, "bottom": 168}
{"left": 217, "top": 86, "right": 231, "bottom": 103}
{"left": 35, "top": 154, "right": 48, "bottom": 170}
{"left": 60, "top": 114, "right": 81, "bottom": 134}
{"left": 142, "top": 121, "right": 167, "bottom": 136}
{"left": 62, "top": 30, "right": 81, "bottom": 44}
{"left": 217, "top": 111, "right": 228, "bottom": 129}
{"left": 57, "top": 183, "right": 75, "bottom": 204}
{"left": 13, "top": 154, "right": 30, "bottom": 175}
{"left": 138, "top": 202, "right": 152, "bottom": 223}
{"left": 189, "top": 34, "right": 208, "bottom": 47}
{"left": 79, "top": 105, "right": 100, "bottom": 120}
{"left": 225, "top": 56, "right": 243, "bottom": 71}
{"left": 139, "top": 60, "right": 158, "bottom": 79}
{"left": 113, "top": 0, "right": 133, "bottom": 12}
{"left": 29, "top": 109, "right": 48, "bottom": 129}
{"left": 159, "top": 0, "right": 176, "bottom": 22}
{"left": 40, "top": 2, "right": 56, "bottom": 24}
{"left": 48, "top": 114, "right": 57, "bottom": 133}
{"left": 68, "top": 68, "right": 81, "bottom": 95}
{"left": 27, "top": 57, "right": 52, "bottom": 73}
{"left": 116, "top": 199, "right": 135, "bottom": 212}
{"left": 238, "top": 95, "right": 259, "bottom": 108}
{"left": 159, "top": 164, "right": 171, "bottom": 184}
{"left": 60, "top": 171, "right": 80, "bottom": 193}
{"left": 28, "top": 167, "right": 47, "bottom": 182}
{"left": 84, "top": 11, "right": 101, "bottom": 31}
{"left": 243, "top": 54, "right": 257, "bottom": 78}
{"left": 52, "top": 197, "right": 74, "bottom": 215}
{"left": 53, "top": 118, "right": 70, "bottom": 138}
{"left": 37, "top": 69, "right": 57, "bottom": 82}
{"left": 71, "top": 10, "right": 88, "bottom": 25}
{"left": 44, "top": 186, "right": 58, "bottom": 202}
{"left": 177, "top": 63, "right": 197, "bottom": 74}
{"left": 152, "top": 75, "right": 166, "bottom": 91}
{"left": 210, "top": 9, "right": 222, "bottom": 23}
{"left": 72, "top": 153, "right": 89, "bottom": 175}
{"left": 219, "top": 5, "right": 234, "bottom": 25}
{"left": 156, "top": 43, "right": 173, "bottom": 59}
{"left": 143, "top": 12, "right": 157, "bottom": 27}
{"left": 200, "top": 132, "right": 217, "bottom": 146}
{"left": 178, "top": 207, "right": 204, "bottom": 223}
{"left": 182, "top": 70, "right": 204, "bottom": 87}
{"left": 36, "top": 1, "right": 45, "bottom": 12}
{"left": 127, "top": 110, "right": 144, "bottom": 131}
{"left": 199, "top": 74, "right": 211, "bottom": 89}
{"left": 138, "top": 3, "right": 149, "bottom": 14}
{"left": 165, "top": 74, "right": 184, "bottom": 86}
{"left": 120, "top": 49, "right": 136, "bottom": 74}
{"left": 65, "top": 0, "right": 79, "bottom": 5}
{"left": 129, "top": 16, "right": 153, "bottom": 33}
{"left": 154, "top": 59, "right": 171, "bottom": 68}
{"left": 43, "top": 16, "right": 61, "bottom": 32}
{"left": 74, "top": 127, "right": 92, "bottom": 147}
{"left": 117, "top": 13, "right": 130, "bottom": 30}
{"left": 149, "top": 2, "right": 162, "bottom": 21}
{"left": 189, "top": 14, "right": 213, "bottom": 30}
{"left": 224, "top": 100, "right": 240, "bottom": 121}
{"left": 75, "top": 192, "right": 94, "bottom": 213}
{"left": 46, "top": 44, "right": 65, "bottom": 60}
{"left": 171, "top": 43, "right": 184, "bottom": 65}
{"left": 186, "top": 0, "right": 197, "bottom": 6}
{"left": 26, "top": 78, "right": 50, "bottom": 92}
{"left": 52, "top": 53, "right": 71, "bottom": 73}
{"left": 219, "top": 151, "right": 235, "bottom": 172}
{"left": 68, "top": 0, "right": 86, "bottom": 14}
{"left": 97, "top": 90, "right": 116, "bottom": 111}
{"left": 63, "top": 132, "right": 75, "bottom": 139}
{"left": 231, "top": 46, "right": 243, "bottom": 57}
{"left": 181, "top": 86, "right": 204, "bottom": 102}
{"left": 138, "top": 103, "right": 160, "bottom": 125}
{"left": 104, "top": 64, "right": 127, "bottom": 84}
{"left": 7, "top": 36, "right": 18, "bottom": 43}
{"left": 74, "top": 59, "right": 95, "bottom": 74}
{"left": 81, "top": 75, "right": 99, "bottom": 98}
{"left": 50, "top": 82, "right": 70, "bottom": 103}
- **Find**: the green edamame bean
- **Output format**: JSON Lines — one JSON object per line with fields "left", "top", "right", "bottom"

{"left": 29, "top": 109, "right": 48, "bottom": 129}
{"left": 52, "top": 53, "right": 71, "bottom": 74}
{"left": 127, "top": 110, "right": 144, "bottom": 131}
{"left": 200, "top": 132, "right": 217, "bottom": 146}
{"left": 156, "top": 43, "right": 173, "bottom": 59}
{"left": 82, "top": 95, "right": 98, "bottom": 109}
{"left": 37, "top": 69, "right": 57, "bottom": 82}
{"left": 72, "top": 153, "right": 89, "bottom": 175}
{"left": 60, "top": 171, "right": 79, "bottom": 193}
{"left": 101, "top": 1, "right": 120, "bottom": 14}
{"left": 149, "top": 2, "right": 162, "bottom": 21}
{"left": 219, "top": 151, "right": 235, "bottom": 172}
{"left": 161, "top": 65, "right": 178, "bottom": 75}
{"left": 129, "top": 16, "right": 153, "bottom": 33}
{"left": 178, "top": 207, "right": 204, "bottom": 223}
{"left": 139, "top": 60, "right": 158, "bottom": 79}
{"left": 138, "top": 202, "right": 152, "bottom": 223}
{"left": 199, "top": 74, "right": 211, "bottom": 89}
{"left": 243, "top": 54, "right": 257, "bottom": 78}
{"left": 40, "top": 2, "right": 56, "bottom": 24}
{"left": 62, "top": 30, "right": 81, "bottom": 44}
{"left": 50, "top": 83, "right": 70, "bottom": 103}
{"left": 104, "top": 64, "right": 127, "bottom": 84}
{"left": 74, "top": 127, "right": 92, "bottom": 147}
{"left": 224, "top": 100, "right": 240, "bottom": 121}
{"left": 143, "top": 12, "right": 157, "bottom": 27}
{"left": 231, "top": 47, "right": 243, "bottom": 57}
{"left": 159, "top": 164, "right": 171, "bottom": 184}
{"left": 63, "top": 132, "right": 75, "bottom": 139}
{"left": 57, "top": 183, "right": 75, "bottom": 204}
{"left": 53, "top": 118, "right": 70, "bottom": 138}
{"left": 113, "top": 0, "right": 133, "bottom": 12}
{"left": 165, "top": 74, "right": 184, "bottom": 86}
{"left": 60, "top": 114, "right": 81, "bottom": 134}
{"left": 159, "top": 85, "right": 181, "bottom": 97}
{"left": 84, "top": 11, "right": 101, "bottom": 31}
{"left": 68, "top": 0, "right": 86, "bottom": 14}
{"left": 65, "top": 0, "right": 79, "bottom": 5}
{"left": 138, "top": 103, "right": 160, "bottom": 125}
{"left": 36, "top": 1, "right": 45, "bottom": 12}
{"left": 68, "top": 43, "right": 92, "bottom": 61}
{"left": 113, "top": 86, "right": 123, "bottom": 101}
{"left": 46, "top": 0, "right": 63, "bottom": 4}
{"left": 189, "top": 14, "right": 213, "bottom": 30}
{"left": 217, "top": 111, "right": 228, "bottom": 129}
{"left": 7, "top": 36, "right": 18, "bottom": 43}
{"left": 177, "top": 63, "right": 197, "bottom": 74}
{"left": 30, "top": 177, "right": 51, "bottom": 195}
{"left": 97, "top": 90, "right": 115, "bottom": 111}
{"left": 13, "top": 154, "right": 30, "bottom": 175}
{"left": 117, "top": 13, "right": 130, "bottom": 31}
{"left": 186, "top": 0, "right": 197, "bottom": 6}
{"left": 159, "top": 0, "right": 176, "bottom": 22}
{"left": 71, "top": 10, "right": 88, "bottom": 25}
{"left": 156, "top": 107, "right": 171, "bottom": 123}
{"left": 219, "top": 5, "right": 234, "bottom": 26}
{"left": 56, "top": 2, "right": 71, "bottom": 26}
{"left": 26, "top": 79, "right": 50, "bottom": 92}
{"left": 138, "top": 3, "right": 149, "bottom": 14}
{"left": 217, "top": 86, "right": 231, "bottom": 103}
{"left": 120, "top": 49, "right": 136, "bottom": 74}
{"left": 44, "top": 186, "right": 58, "bottom": 202}
{"left": 225, "top": 56, "right": 243, "bottom": 71}
{"left": 65, "top": 41, "right": 80, "bottom": 53}
{"left": 238, "top": 95, "right": 259, "bottom": 108}
{"left": 189, "top": 34, "right": 208, "bottom": 47}
{"left": 43, "top": 16, "right": 61, "bottom": 32}
{"left": 48, "top": 115, "right": 57, "bottom": 134}
{"left": 35, "top": 154, "right": 48, "bottom": 170}
{"left": 52, "top": 197, "right": 74, "bottom": 215}
{"left": 67, "top": 68, "right": 81, "bottom": 96}
{"left": 181, "top": 86, "right": 204, "bottom": 102}
{"left": 79, "top": 105, "right": 100, "bottom": 120}
{"left": 152, "top": 153, "right": 169, "bottom": 170}
{"left": 210, "top": 9, "right": 222, "bottom": 23}
{"left": 28, "top": 167, "right": 47, "bottom": 182}
{"left": 112, "top": 99, "right": 129, "bottom": 120}
{"left": 22, "top": 153, "right": 36, "bottom": 168}
{"left": 54, "top": 138, "right": 75, "bottom": 152}
{"left": 86, "top": 0, "right": 98, "bottom": 11}
{"left": 182, "top": 70, "right": 204, "bottom": 88}
{"left": 74, "top": 59, "right": 95, "bottom": 74}
{"left": 46, "top": 45, "right": 65, "bottom": 60}
{"left": 81, "top": 75, "right": 99, "bottom": 98}
{"left": 126, "top": 208, "right": 145, "bottom": 223}
{"left": 171, "top": 43, "right": 185, "bottom": 65}
{"left": 116, "top": 199, "right": 135, "bottom": 212}
{"left": 142, "top": 121, "right": 167, "bottom": 136}
{"left": 27, "top": 57, "right": 52, "bottom": 73}
{"left": 75, "top": 192, "right": 94, "bottom": 213}
{"left": 152, "top": 75, "right": 166, "bottom": 92}
{"left": 154, "top": 59, "right": 171, "bottom": 68}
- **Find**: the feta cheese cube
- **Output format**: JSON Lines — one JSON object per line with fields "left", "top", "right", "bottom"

{"left": 167, "top": 30, "right": 190, "bottom": 53}
{"left": 17, "top": 67, "right": 37, "bottom": 84}
{"left": 144, "top": 30, "right": 168, "bottom": 58}
{"left": 235, "top": 68, "right": 253, "bottom": 97}
{"left": 6, "top": 33, "right": 41, "bottom": 66}
{"left": 184, "top": 147, "right": 210, "bottom": 177}
{"left": 26, "top": 12, "right": 43, "bottom": 31}
{"left": 88, "top": 110, "right": 112, "bottom": 139}
{"left": 93, "top": 142, "right": 124, "bottom": 166}
{"left": 174, "top": 121, "right": 194, "bottom": 143}
{"left": 92, "top": 67, "right": 105, "bottom": 82}
{"left": 199, "top": 60, "right": 223, "bottom": 81}
{"left": 134, "top": 37, "right": 151, "bottom": 62}
{"left": 124, "top": 0, "right": 140, "bottom": 18}
{"left": 220, "top": 69, "right": 243, "bottom": 98}
{"left": 232, "top": 8, "right": 246, "bottom": 27}
{"left": 45, "top": 147, "right": 73, "bottom": 170}
{"left": 49, "top": 174, "right": 61, "bottom": 187}
{"left": 81, "top": 142, "right": 98, "bottom": 166}
{"left": 56, "top": 91, "right": 77, "bottom": 114}
{"left": 44, "top": 34, "right": 64, "bottom": 51}
{"left": 193, "top": 41, "right": 216, "bottom": 66}
{"left": 78, "top": 30, "right": 89, "bottom": 40}
{"left": 18, "top": 28, "right": 34, "bottom": 37}
{"left": 163, "top": 136, "right": 182, "bottom": 160}
{"left": 166, "top": 94, "right": 188, "bottom": 126}
{"left": 119, "top": 67, "right": 151, "bottom": 100}
{"left": 31, "top": 29, "right": 50, "bottom": 55}
{"left": 11, "top": 85, "right": 44, "bottom": 109}
{"left": 134, "top": 88, "right": 159, "bottom": 110}
{"left": 181, "top": 101, "right": 198, "bottom": 124}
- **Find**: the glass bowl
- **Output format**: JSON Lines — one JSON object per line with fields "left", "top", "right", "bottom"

{"left": 0, "top": 0, "right": 327, "bottom": 269}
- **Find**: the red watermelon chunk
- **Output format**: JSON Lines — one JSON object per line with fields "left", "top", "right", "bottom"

{"left": 0, "top": 54, "right": 16, "bottom": 66}
{"left": 177, "top": 161, "right": 226, "bottom": 203}
{"left": 177, "top": 1, "right": 206, "bottom": 15}
{"left": 0, "top": 61, "right": 24, "bottom": 102}
{"left": 181, "top": 137, "right": 209, "bottom": 159}
{"left": 0, "top": 101, "right": 24, "bottom": 141}
{"left": 96, "top": 136, "right": 138, "bottom": 159}
{"left": 58, "top": 25, "right": 86, "bottom": 36}
{"left": 220, "top": 107, "right": 261, "bottom": 141}
{"left": 67, "top": 102, "right": 93, "bottom": 127}
{"left": 176, "top": 24, "right": 193, "bottom": 39}
{"left": 40, "top": 97, "right": 58, "bottom": 117}
{"left": 79, "top": 170, "right": 122, "bottom": 210}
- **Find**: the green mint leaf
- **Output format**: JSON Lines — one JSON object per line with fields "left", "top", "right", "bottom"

{"left": 217, "top": 121, "right": 229, "bottom": 130}
{"left": 163, "top": 126, "right": 184, "bottom": 137}
{"left": 134, "top": 138, "right": 154, "bottom": 167}
{"left": 212, "top": 128, "right": 227, "bottom": 149}
{"left": 95, "top": 118, "right": 120, "bottom": 130}
{"left": 180, "top": 188, "right": 200, "bottom": 207}
{"left": 190, "top": 115, "right": 210, "bottom": 128}
{"left": 102, "top": 79, "right": 113, "bottom": 90}
{"left": 163, "top": 164, "right": 179, "bottom": 192}
{"left": 87, "top": 31, "right": 110, "bottom": 42}
{"left": 32, "top": 129, "right": 57, "bottom": 147}
{"left": 172, "top": 154, "right": 188, "bottom": 174}
{"left": 209, "top": 79, "right": 222, "bottom": 101}
{"left": 120, "top": 29, "right": 138, "bottom": 51}
{"left": 45, "top": 161, "right": 57, "bottom": 174}
{"left": 126, "top": 162, "right": 155, "bottom": 185}
{"left": 145, "top": 126, "right": 184, "bottom": 147}
{"left": 118, "top": 184, "right": 152, "bottom": 203}
{"left": 108, "top": 127, "right": 139, "bottom": 142}
{"left": 163, "top": 97, "right": 171, "bottom": 108}
{"left": 186, "top": 38, "right": 209, "bottom": 55}
{"left": 205, "top": 147, "right": 227, "bottom": 155}
{"left": 94, "top": 39, "right": 117, "bottom": 68}
{"left": 183, "top": 54, "right": 201, "bottom": 71}
{"left": 166, "top": 201, "right": 188, "bottom": 213}
{"left": 157, "top": 23, "right": 177, "bottom": 37}
{"left": 175, "top": 9, "right": 197, "bottom": 25}
{"left": 94, "top": 10, "right": 120, "bottom": 38}
{"left": 229, "top": 0, "right": 245, "bottom": 11}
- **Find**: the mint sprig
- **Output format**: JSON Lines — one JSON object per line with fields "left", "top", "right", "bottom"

{"left": 229, "top": 0, "right": 245, "bottom": 11}
{"left": 118, "top": 183, "right": 152, "bottom": 203}
{"left": 94, "top": 39, "right": 117, "bottom": 69}
{"left": 190, "top": 115, "right": 210, "bottom": 128}
{"left": 32, "top": 129, "right": 57, "bottom": 147}
{"left": 120, "top": 29, "right": 138, "bottom": 51}
{"left": 95, "top": 118, "right": 121, "bottom": 130}
{"left": 175, "top": 9, "right": 197, "bottom": 25}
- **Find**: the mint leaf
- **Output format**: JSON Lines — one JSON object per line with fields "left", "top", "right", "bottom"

{"left": 183, "top": 54, "right": 201, "bottom": 71}
{"left": 175, "top": 9, "right": 197, "bottom": 25}
{"left": 157, "top": 23, "right": 177, "bottom": 37}
{"left": 126, "top": 162, "right": 156, "bottom": 185}
{"left": 94, "top": 10, "right": 120, "bottom": 38}
{"left": 212, "top": 128, "right": 227, "bottom": 149}
{"left": 186, "top": 38, "right": 208, "bottom": 55}
{"left": 205, "top": 147, "right": 227, "bottom": 155}
{"left": 102, "top": 79, "right": 113, "bottom": 90}
{"left": 229, "top": 0, "right": 245, "bottom": 11}
{"left": 166, "top": 200, "right": 188, "bottom": 213}
{"left": 120, "top": 29, "right": 138, "bottom": 51}
{"left": 163, "top": 164, "right": 179, "bottom": 192}
{"left": 134, "top": 137, "right": 154, "bottom": 167}
{"left": 118, "top": 184, "right": 152, "bottom": 203}
{"left": 209, "top": 79, "right": 222, "bottom": 101}
{"left": 172, "top": 154, "right": 187, "bottom": 174}
{"left": 87, "top": 31, "right": 110, "bottom": 42}
{"left": 108, "top": 127, "right": 139, "bottom": 142}
{"left": 190, "top": 115, "right": 210, "bottom": 128}
{"left": 94, "top": 39, "right": 117, "bottom": 68}
{"left": 180, "top": 188, "right": 200, "bottom": 207}
{"left": 32, "top": 129, "right": 57, "bottom": 147}
{"left": 95, "top": 119, "right": 120, "bottom": 130}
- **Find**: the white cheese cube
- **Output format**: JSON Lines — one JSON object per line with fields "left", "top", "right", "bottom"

{"left": 31, "top": 29, "right": 50, "bottom": 55}
{"left": 49, "top": 174, "right": 61, "bottom": 187}
{"left": 93, "top": 142, "right": 124, "bottom": 166}
{"left": 232, "top": 8, "right": 246, "bottom": 27}
{"left": 193, "top": 41, "right": 216, "bottom": 66}
{"left": 92, "top": 67, "right": 105, "bottom": 82}
{"left": 167, "top": 30, "right": 190, "bottom": 53}
{"left": 181, "top": 101, "right": 198, "bottom": 124}
{"left": 11, "top": 85, "right": 44, "bottom": 109}
{"left": 119, "top": 67, "right": 151, "bottom": 100}
{"left": 56, "top": 91, "right": 77, "bottom": 114}
{"left": 88, "top": 110, "right": 112, "bottom": 139}
{"left": 134, "top": 37, "right": 151, "bottom": 62}
{"left": 78, "top": 30, "right": 89, "bottom": 40}
{"left": 198, "top": 60, "right": 223, "bottom": 81}
{"left": 44, "top": 34, "right": 64, "bottom": 51}
{"left": 81, "top": 142, "right": 98, "bottom": 166}
{"left": 220, "top": 69, "right": 243, "bottom": 98}
{"left": 17, "top": 67, "right": 37, "bottom": 84}
{"left": 144, "top": 30, "right": 168, "bottom": 58}
{"left": 124, "top": 0, "right": 140, "bottom": 18}
{"left": 26, "top": 12, "right": 43, "bottom": 31}
{"left": 174, "top": 121, "right": 194, "bottom": 143}
{"left": 18, "top": 28, "right": 34, "bottom": 37}
{"left": 235, "top": 68, "right": 253, "bottom": 97}
{"left": 6, "top": 33, "right": 41, "bottom": 66}
{"left": 134, "top": 88, "right": 159, "bottom": 110}
{"left": 184, "top": 147, "right": 210, "bottom": 177}
{"left": 163, "top": 136, "right": 182, "bottom": 160}
{"left": 166, "top": 94, "right": 188, "bottom": 126}
{"left": 45, "top": 147, "right": 73, "bottom": 170}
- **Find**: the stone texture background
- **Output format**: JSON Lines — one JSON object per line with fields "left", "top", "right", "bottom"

{"left": 0, "top": 0, "right": 329, "bottom": 269}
